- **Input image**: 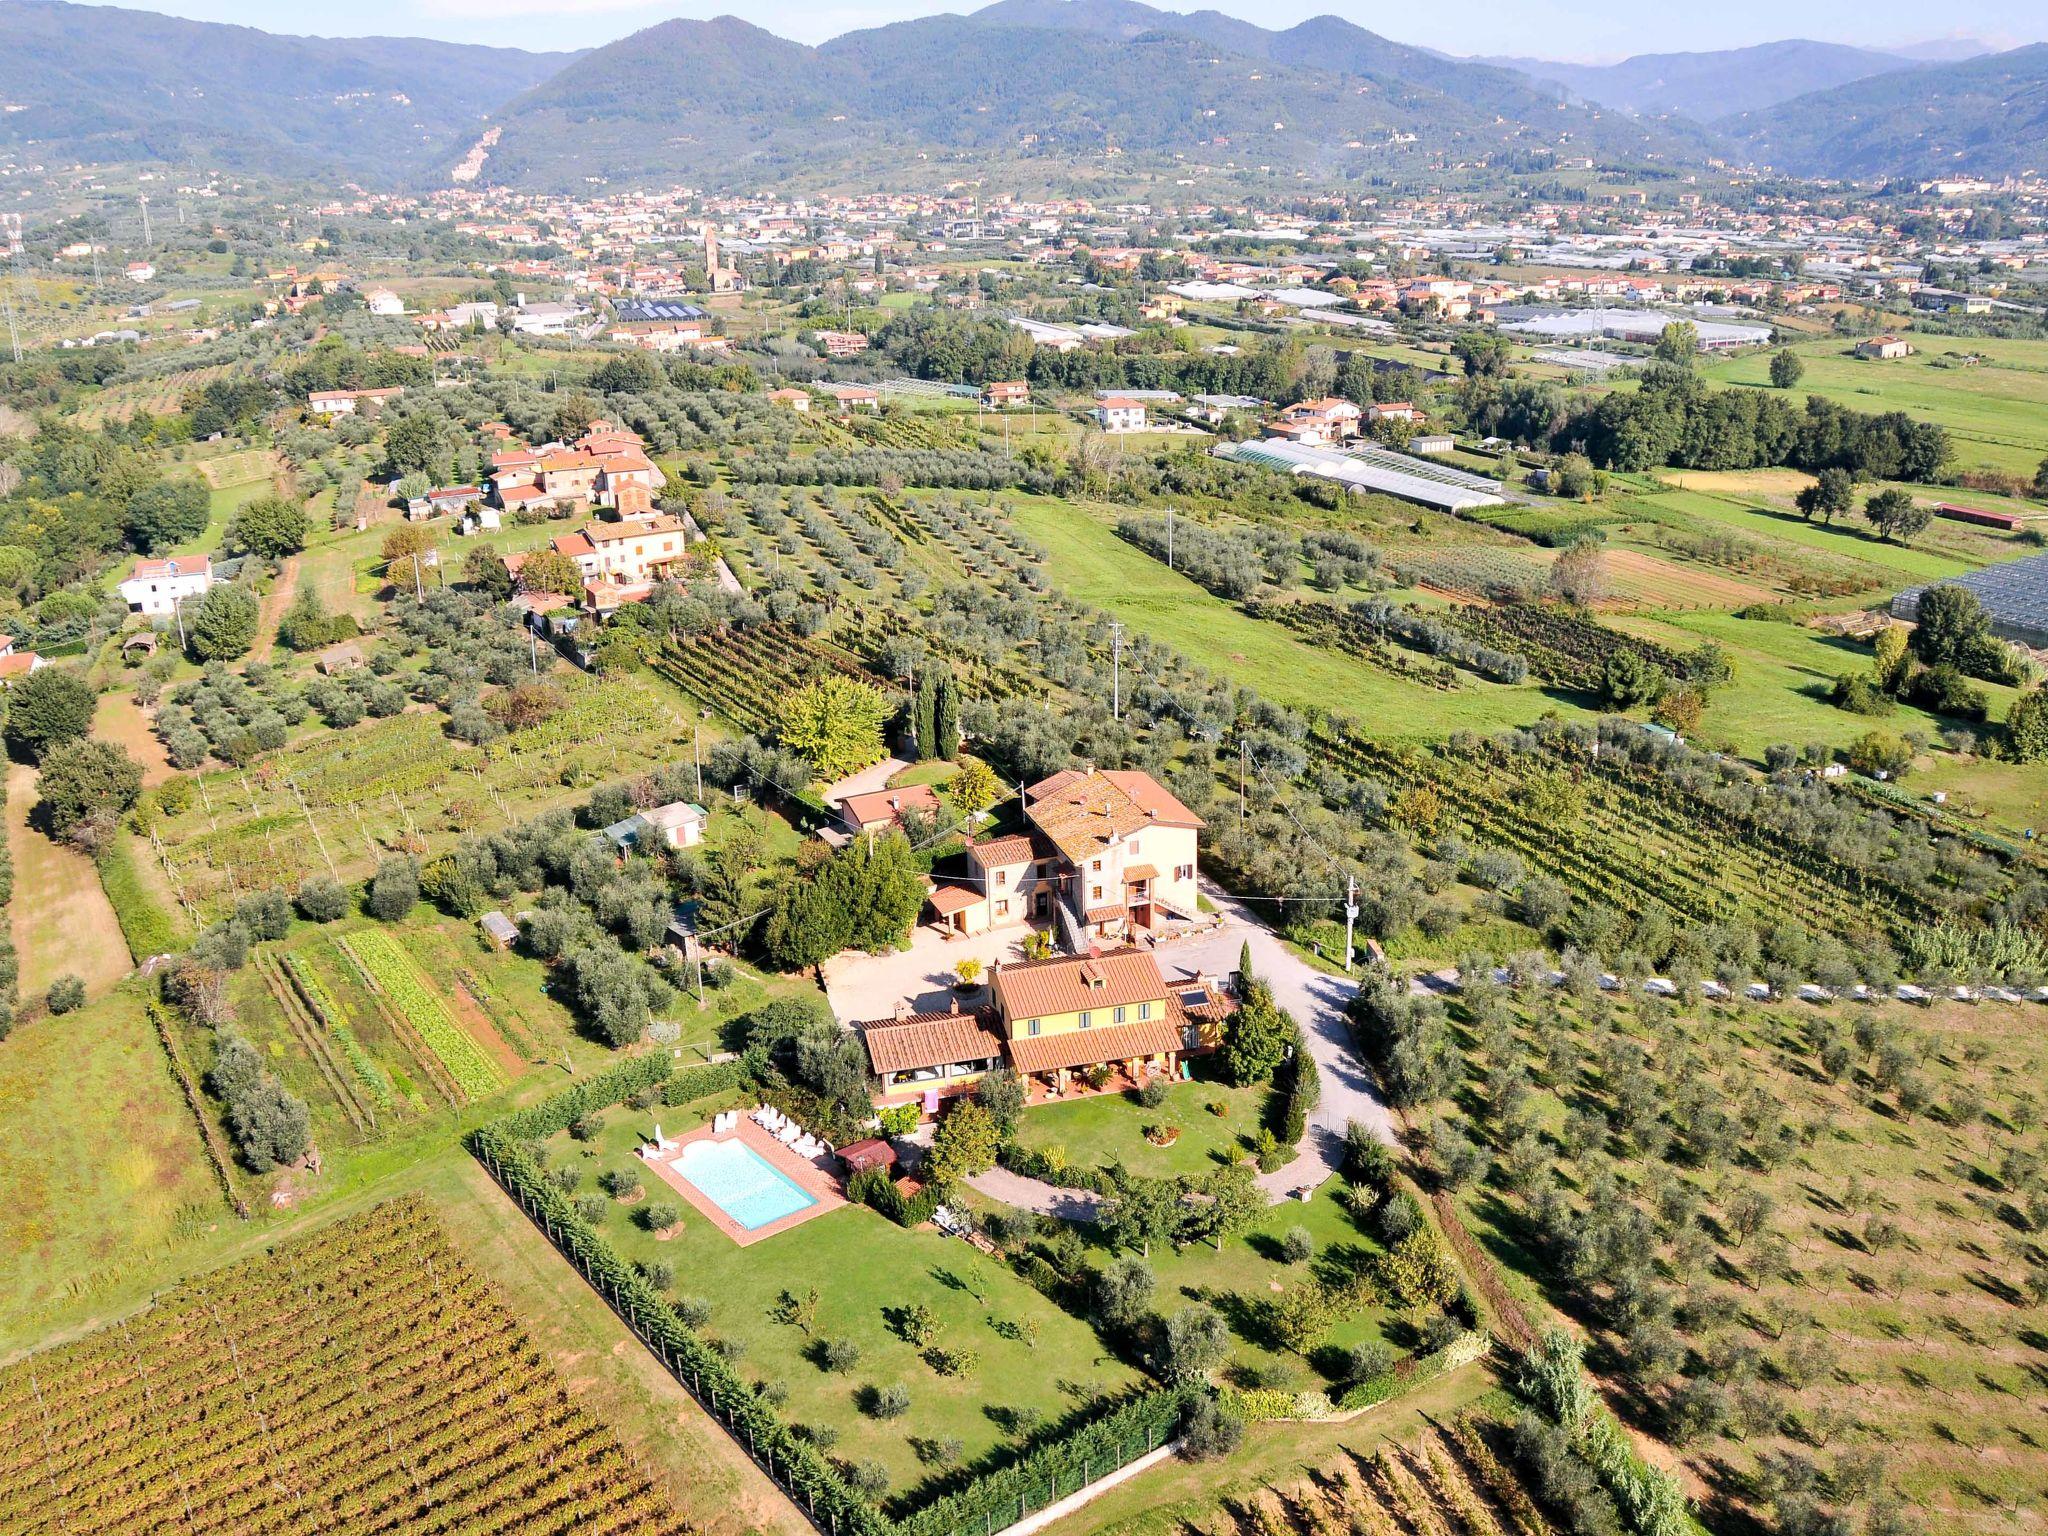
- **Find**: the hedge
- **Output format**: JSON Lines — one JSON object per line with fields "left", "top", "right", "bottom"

{"left": 895, "top": 1388, "right": 1190, "bottom": 1536}
{"left": 1275, "top": 1034, "right": 1320, "bottom": 1148}
{"left": 996, "top": 1141, "right": 1118, "bottom": 1196}
{"left": 1336, "top": 1329, "right": 1489, "bottom": 1412}
{"left": 847, "top": 1163, "right": 940, "bottom": 1227}
{"left": 98, "top": 835, "right": 191, "bottom": 961}
{"left": 475, "top": 1057, "right": 1179, "bottom": 1536}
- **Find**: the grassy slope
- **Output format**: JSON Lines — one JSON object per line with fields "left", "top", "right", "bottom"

{"left": 1009, "top": 498, "right": 1559, "bottom": 739}
{"left": 0, "top": 985, "right": 221, "bottom": 1351}
{"left": 1701, "top": 337, "right": 2048, "bottom": 479}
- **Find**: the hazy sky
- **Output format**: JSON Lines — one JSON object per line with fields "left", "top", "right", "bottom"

{"left": 78, "top": 0, "right": 2045, "bottom": 61}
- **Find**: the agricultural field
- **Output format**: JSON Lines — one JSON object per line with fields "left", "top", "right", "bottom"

{"left": 1702, "top": 335, "right": 2048, "bottom": 480}
{"left": 149, "top": 673, "right": 691, "bottom": 914}
{"left": 0, "top": 1196, "right": 691, "bottom": 1536}
{"left": 1389, "top": 977, "right": 2048, "bottom": 1536}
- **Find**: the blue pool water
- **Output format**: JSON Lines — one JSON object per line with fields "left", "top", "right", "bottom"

{"left": 675, "top": 1139, "right": 818, "bottom": 1231}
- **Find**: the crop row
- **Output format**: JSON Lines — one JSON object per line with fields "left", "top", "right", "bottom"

{"left": 339, "top": 931, "right": 503, "bottom": 1100}
{"left": 1429, "top": 602, "right": 1684, "bottom": 692}
{"left": 0, "top": 1199, "right": 685, "bottom": 1535}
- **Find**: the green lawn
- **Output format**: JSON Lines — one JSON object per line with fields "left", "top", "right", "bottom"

{"left": 1626, "top": 486, "right": 1979, "bottom": 583}
{"left": 1702, "top": 337, "right": 2048, "bottom": 479}
{"left": 558, "top": 1102, "right": 1142, "bottom": 1509}
{"left": 0, "top": 985, "right": 223, "bottom": 1353}
{"left": 1011, "top": 1075, "right": 1275, "bottom": 1182}
{"left": 1009, "top": 498, "right": 1564, "bottom": 739}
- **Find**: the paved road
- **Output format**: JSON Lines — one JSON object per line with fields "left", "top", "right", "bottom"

{"left": 1155, "top": 885, "right": 1399, "bottom": 1197}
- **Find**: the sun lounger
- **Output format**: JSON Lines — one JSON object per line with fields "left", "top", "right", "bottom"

{"left": 777, "top": 1123, "right": 802, "bottom": 1145}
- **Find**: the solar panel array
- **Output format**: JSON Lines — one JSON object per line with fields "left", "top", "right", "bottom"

{"left": 613, "top": 300, "right": 709, "bottom": 323}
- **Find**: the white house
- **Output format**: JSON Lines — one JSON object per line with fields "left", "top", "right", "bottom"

{"left": 1092, "top": 396, "right": 1147, "bottom": 433}
{"left": 118, "top": 554, "right": 213, "bottom": 618}
{"left": 365, "top": 289, "right": 405, "bottom": 317}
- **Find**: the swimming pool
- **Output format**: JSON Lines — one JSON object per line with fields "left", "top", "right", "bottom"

{"left": 673, "top": 1139, "right": 818, "bottom": 1231}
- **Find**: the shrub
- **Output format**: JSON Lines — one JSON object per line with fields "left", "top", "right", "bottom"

{"left": 1281, "top": 1225, "right": 1315, "bottom": 1263}
{"left": 871, "top": 1383, "right": 911, "bottom": 1419}
{"left": 295, "top": 875, "right": 349, "bottom": 922}
{"left": 640, "top": 1201, "right": 682, "bottom": 1232}
{"left": 1138, "top": 1078, "right": 1170, "bottom": 1109}
{"left": 822, "top": 1337, "right": 862, "bottom": 1373}
{"left": 46, "top": 975, "right": 86, "bottom": 1015}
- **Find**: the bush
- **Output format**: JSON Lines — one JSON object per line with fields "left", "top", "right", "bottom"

{"left": 1180, "top": 1395, "right": 1244, "bottom": 1461}
{"left": 1280, "top": 1225, "right": 1315, "bottom": 1263}
{"left": 822, "top": 1337, "right": 862, "bottom": 1373}
{"left": 640, "top": 1201, "right": 682, "bottom": 1232}
{"left": 296, "top": 876, "right": 349, "bottom": 922}
{"left": 1138, "top": 1078, "right": 1170, "bottom": 1109}
{"left": 871, "top": 1383, "right": 911, "bottom": 1419}
{"left": 46, "top": 975, "right": 86, "bottom": 1015}
{"left": 368, "top": 856, "right": 419, "bottom": 920}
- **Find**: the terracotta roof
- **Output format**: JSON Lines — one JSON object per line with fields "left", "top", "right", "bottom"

{"left": 991, "top": 950, "right": 1168, "bottom": 1024}
{"left": 926, "top": 884, "right": 983, "bottom": 916}
{"left": 585, "top": 516, "right": 686, "bottom": 545}
{"left": 1024, "top": 768, "right": 1203, "bottom": 865}
{"left": 0, "top": 652, "right": 40, "bottom": 679}
{"left": 859, "top": 1009, "right": 1005, "bottom": 1075}
{"left": 1006, "top": 1017, "right": 1181, "bottom": 1075}
{"left": 500, "top": 484, "right": 546, "bottom": 503}
{"left": 1121, "top": 864, "right": 1159, "bottom": 884}
{"left": 969, "top": 834, "right": 1040, "bottom": 868}
{"left": 551, "top": 530, "right": 595, "bottom": 559}
{"left": 839, "top": 1138, "right": 897, "bottom": 1173}
{"left": 126, "top": 554, "right": 210, "bottom": 580}
{"left": 841, "top": 782, "right": 940, "bottom": 828}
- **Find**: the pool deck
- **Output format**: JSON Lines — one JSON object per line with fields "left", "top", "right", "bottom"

{"left": 639, "top": 1115, "right": 848, "bottom": 1247}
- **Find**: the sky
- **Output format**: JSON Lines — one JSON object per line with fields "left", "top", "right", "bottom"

{"left": 72, "top": 0, "right": 2045, "bottom": 61}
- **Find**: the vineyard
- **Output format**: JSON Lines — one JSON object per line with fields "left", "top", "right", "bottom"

{"left": 649, "top": 623, "right": 883, "bottom": 732}
{"left": 0, "top": 1197, "right": 687, "bottom": 1536}
{"left": 1430, "top": 603, "right": 1687, "bottom": 693}
{"left": 1246, "top": 600, "right": 1464, "bottom": 690}
{"left": 1314, "top": 726, "right": 1924, "bottom": 943}
{"left": 1199, "top": 1419, "right": 1557, "bottom": 1536}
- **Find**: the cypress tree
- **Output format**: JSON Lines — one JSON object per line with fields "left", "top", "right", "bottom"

{"left": 932, "top": 666, "right": 961, "bottom": 760}
{"left": 913, "top": 671, "right": 938, "bottom": 761}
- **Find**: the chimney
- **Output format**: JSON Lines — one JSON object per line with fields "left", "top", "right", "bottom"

{"left": 893, "top": 999, "right": 909, "bottom": 1022}
{"left": 948, "top": 995, "right": 959, "bottom": 1015}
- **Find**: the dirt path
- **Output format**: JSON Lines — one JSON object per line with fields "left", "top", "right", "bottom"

{"left": 93, "top": 693, "right": 174, "bottom": 788}
{"left": 5, "top": 762, "right": 132, "bottom": 1001}
{"left": 249, "top": 554, "right": 301, "bottom": 663}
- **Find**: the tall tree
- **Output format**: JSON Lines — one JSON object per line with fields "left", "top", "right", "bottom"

{"left": 3, "top": 666, "right": 94, "bottom": 762}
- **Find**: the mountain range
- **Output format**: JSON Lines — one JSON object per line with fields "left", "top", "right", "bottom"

{"left": 0, "top": 0, "right": 2039, "bottom": 191}
{"left": 0, "top": 0, "right": 573, "bottom": 179}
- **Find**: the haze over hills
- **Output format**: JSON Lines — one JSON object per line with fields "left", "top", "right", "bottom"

{"left": 1719, "top": 41, "right": 2048, "bottom": 179}
{"left": 0, "top": 0, "right": 575, "bottom": 182}
{"left": 471, "top": 4, "right": 1707, "bottom": 191}
{"left": 0, "top": 0, "right": 2039, "bottom": 191}
{"left": 1475, "top": 40, "right": 1928, "bottom": 121}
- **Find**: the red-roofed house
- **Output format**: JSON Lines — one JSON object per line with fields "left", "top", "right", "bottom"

{"left": 839, "top": 783, "right": 941, "bottom": 838}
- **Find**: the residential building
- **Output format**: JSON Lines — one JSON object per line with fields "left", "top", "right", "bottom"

{"left": 813, "top": 330, "right": 870, "bottom": 358}
{"left": 769, "top": 388, "right": 813, "bottom": 413}
{"left": 1369, "top": 400, "right": 1424, "bottom": 424}
{"left": 925, "top": 767, "right": 1202, "bottom": 950}
{"left": 309, "top": 386, "right": 404, "bottom": 416}
{"left": 982, "top": 380, "right": 1030, "bottom": 408}
{"left": 830, "top": 385, "right": 880, "bottom": 413}
{"left": 0, "top": 649, "right": 47, "bottom": 686}
{"left": 1270, "top": 396, "right": 1361, "bottom": 445}
{"left": 1855, "top": 335, "right": 1912, "bottom": 360}
{"left": 839, "top": 783, "right": 941, "bottom": 838}
{"left": 603, "top": 800, "right": 710, "bottom": 853}
{"left": 118, "top": 554, "right": 212, "bottom": 618}
{"left": 1092, "top": 396, "right": 1146, "bottom": 433}
{"left": 855, "top": 950, "right": 1232, "bottom": 1111}
{"left": 365, "top": 289, "right": 404, "bottom": 316}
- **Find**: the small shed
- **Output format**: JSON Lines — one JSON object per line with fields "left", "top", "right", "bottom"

{"left": 315, "top": 640, "right": 367, "bottom": 675}
{"left": 122, "top": 631, "right": 159, "bottom": 657}
{"left": 480, "top": 911, "right": 519, "bottom": 951}
{"left": 839, "top": 1138, "right": 898, "bottom": 1176}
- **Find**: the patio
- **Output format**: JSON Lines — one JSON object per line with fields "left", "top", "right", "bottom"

{"left": 638, "top": 1115, "right": 846, "bottom": 1247}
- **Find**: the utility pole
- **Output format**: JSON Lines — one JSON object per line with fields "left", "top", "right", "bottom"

{"left": 693, "top": 722, "right": 703, "bottom": 802}
{"left": 1238, "top": 739, "right": 1247, "bottom": 827}
{"left": 172, "top": 593, "right": 186, "bottom": 651}
{"left": 1343, "top": 873, "right": 1359, "bottom": 974}
{"left": 529, "top": 629, "right": 540, "bottom": 675}
{"left": 1166, "top": 506, "right": 1175, "bottom": 570}
{"left": 140, "top": 196, "right": 151, "bottom": 247}
{"left": 1109, "top": 620, "right": 1122, "bottom": 721}
{"left": 0, "top": 288, "right": 18, "bottom": 365}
